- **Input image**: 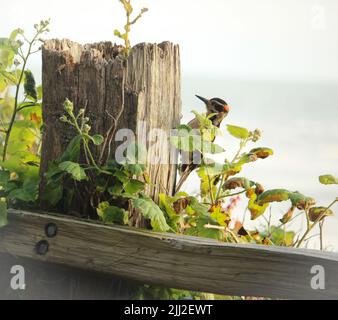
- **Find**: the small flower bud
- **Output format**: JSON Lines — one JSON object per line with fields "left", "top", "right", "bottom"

{"left": 63, "top": 99, "right": 74, "bottom": 114}
{"left": 78, "top": 108, "right": 85, "bottom": 117}
{"left": 252, "top": 129, "right": 262, "bottom": 142}
{"left": 59, "top": 115, "right": 68, "bottom": 123}
{"left": 83, "top": 124, "right": 91, "bottom": 133}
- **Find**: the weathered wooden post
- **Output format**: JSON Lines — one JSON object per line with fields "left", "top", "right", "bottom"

{"left": 40, "top": 39, "right": 181, "bottom": 218}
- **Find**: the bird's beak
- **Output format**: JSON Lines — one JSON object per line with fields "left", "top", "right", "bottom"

{"left": 224, "top": 104, "right": 230, "bottom": 113}
{"left": 195, "top": 95, "right": 209, "bottom": 105}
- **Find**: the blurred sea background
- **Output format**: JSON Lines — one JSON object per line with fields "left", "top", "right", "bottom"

{"left": 1, "top": 0, "right": 337, "bottom": 249}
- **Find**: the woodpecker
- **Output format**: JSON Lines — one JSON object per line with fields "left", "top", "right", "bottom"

{"left": 175, "top": 95, "right": 230, "bottom": 193}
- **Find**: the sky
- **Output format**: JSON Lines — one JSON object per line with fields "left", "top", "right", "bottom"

{"left": 1, "top": 0, "right": 338, "bottom": 249}
{"left": 1, "top": 0, "right": 338, "bottom": 82}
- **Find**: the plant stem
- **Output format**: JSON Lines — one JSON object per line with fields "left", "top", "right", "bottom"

{"left": 71, "top": 112, "right": 112, "bottom": 176}
{"left": 215, "top": 138, "right": 248, "bottom": 201}
{"left": 217, "top": 190, "right": 247, "bottom": 200}
{"left": 205, "top": 165, "right": 215, "bottom": 205}
{"left": 296, "top": 199, "right": 337, "bottom": 248}
{"left": 2, "top": 33, "right": 39, "bottom": 162}
{"left": 319, "top": 220, "right": 324, "bottom": 251}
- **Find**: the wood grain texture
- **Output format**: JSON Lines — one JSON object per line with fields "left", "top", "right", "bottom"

{"left": 0, "top": 253, "right": 138, "bottom": 300}
{"left": 1, "top": 209, "right": 338, "bottom": 300}
{"left": 40, "top": 40, "right": 181, "bottom": 206}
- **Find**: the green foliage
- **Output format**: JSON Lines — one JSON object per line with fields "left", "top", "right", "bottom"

{"left": 0, "top": 197, "right": 8, "bottom": 227}
{"left": 0, "top": 22, "right": 49, "bottom": 215}
{"left": 319, "top": 174, "right": 338, "bottom": 185}
{"left": 227, "top": 124, "right": 250, "bottom": 140}
{"left": 114, "top": 0, "right": 148, "bottom": 56}
{"left": 42, "top": 99, "right": 166, "bottom": 233}
{"left": 170, "top": 111, "right": 336, "bottom": 249}
{"left": 59, "top": 161, "right": 88, "bottom": 181}
{"left": 257, "top": 190, "right": 316, "bottom": 210}
{"left": 308, "top": 207, "right": 334, "bottom": 223}
{"left": 24, "top": 70, "right": 37, "bottom": 101}
{"left": 1, "top": 15, "right": 337, "bottom": 302}
{"left": 267, "top": 227, "right": 295, "bottom": 247}
{"left": 131, "top": 195, "right": 171, "bottom": 232}
{"left": 97, "top": 202, "right": 129, "bottom": 225}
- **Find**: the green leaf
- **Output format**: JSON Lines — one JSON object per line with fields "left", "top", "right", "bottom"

{"left": 9, "top": 28, "right": 23, "bottom": 41}
{"left": 171, "top": 134, "right": 202, "bottom": 153}
{"left": 227, "top": 125, "right": 250, "bottom": 140}
{"left": 257, "top": 189, "right": 292, "bottom": 205}
{"left": 131, "top": 196, "right": 170, "bottom": 232}
{"left": 45, "top": 162, "right": 64, "bottom": 182}
{"left": 0, "top": 170, "right": 10, "bottom": 188}
{"left": 114, "top": 170, "right": 130, "bottom": 183}
{"left": 201, "top": 141, "right": 225, "bottom": 154}
{"left": 90, "top": 134, "right": 104, "bottom": 146}
{"left": 0, "top": 198, "right": 8, "bottom": 228}
{"left": 192, "top": 110, "right": 213, "bottom": 129}
{"left": 114, "top": 30, "right": 122, "bottom": 37}
{"left": 308, "top": 207, "right": 334, "bottom": 223}
{"left": 41, "top": 182, "right": 63, "bottom": 207}
{"left": 24, "top": 70, "right": 37, "bottom": 101}
{"left": 59, "top": 161, "right": 87, "bottom": 181}
{"left": 9, "top": 188, "right": 36, "bottom": 202}
{"left": 9, "top": 177, "right": 39, "bottom": 203}
{"left": 256, "top": 189, "right": 316, "bottom": 210}
{"left": 248, "top": 193, "right": 269, "bottom": 220}
{"left": 159, "top": 193, "right": 178, "bottom": 220}
{"left": 177, "top": 124, "right": 192, "bottom": 133}
{"left": 223, "top": 177, "right": 254, "bottom": 191}
{"left": 60, "top": 136, "right": 82, "bottom": 163}
{"left": 125, "top": 163, "right": 146, "bottom": 176}
{"left": 185, "top": 217, "right": 223, "bottom": 240}
{"left": 249, "top": 148, "right": 274, "bottom": 159}
{"left": 37, "top": 85, "right": 43, "bottom": 100}
{"left": 289, "top": 192, "right": 316, "bottom": 210}
{"left": 124, "top": 179, "right": 145, "bottom": 194}
{"left": 188, "top": 197, "right": 210, "bottom": 216}
{"left": 108, "top": 180, "right": 124, "bottom": 196}
{"left": 0, "top": 38, "right": 18, "bottom": 67}
{"left": 97, "top": 202, "right": 129, "bottom": 225}
{"left": 125, "top": 143, "right": 148, "bottom": 164}
{"left": 269, "top": 226, "right": 295, "bottom": 247}
{"left": 319, "top": 175, "right": 338, "bottom": 185}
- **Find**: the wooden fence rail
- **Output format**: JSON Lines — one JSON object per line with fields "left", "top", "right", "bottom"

{"left": 1, "top": 209, "right": 338, "bottom": 299}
